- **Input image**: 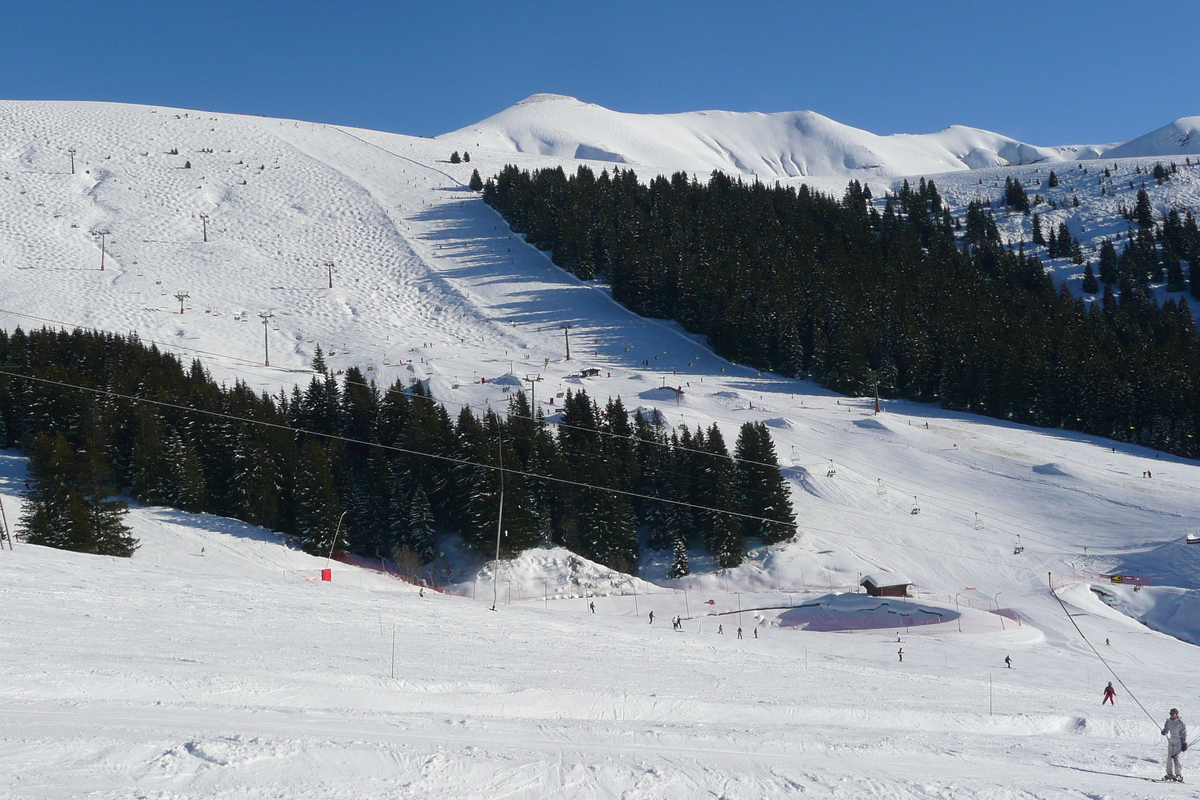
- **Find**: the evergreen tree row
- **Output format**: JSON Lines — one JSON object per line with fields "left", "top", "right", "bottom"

{"left": 0, "top": 328, "right": 795, "bottom": 570}
{"left": 483, "top": 165, "right": 1200, "bottom": 457}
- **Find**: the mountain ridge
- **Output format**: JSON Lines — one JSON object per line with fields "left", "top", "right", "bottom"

{"left": 439, "top": 94, "right": 1200, "bottom": 179}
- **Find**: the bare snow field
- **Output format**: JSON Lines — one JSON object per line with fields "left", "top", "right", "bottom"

{"left": 2, "top": 99, "right": 1200, "bottom": 798}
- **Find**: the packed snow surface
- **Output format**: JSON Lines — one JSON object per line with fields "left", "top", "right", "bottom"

{"left": 1, "top": 99, "right": 1200, "bottom": 798}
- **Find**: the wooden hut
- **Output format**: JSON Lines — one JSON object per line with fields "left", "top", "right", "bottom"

{"left": 860, "top": 571, "right": 912, "bottom": 598}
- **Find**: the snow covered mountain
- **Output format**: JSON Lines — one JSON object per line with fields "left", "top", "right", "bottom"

{"left": 2, "top": 99, "right": 1200, "bottom": 798}
{"left": 439, "top": 93, "right": 1200, "bottom": 179}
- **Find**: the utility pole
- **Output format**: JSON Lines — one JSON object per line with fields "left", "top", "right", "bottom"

{"left": 199, "top": 213, "right": 209, "bottom": 243}
{"left": 325, "top": 261, "right": 334, "bottom": 289}
{"left": 258, "top": 311, "right": 274, "bottom": 366}
{"left": 174, "top": 291, "right": 190, "bottom": 314}
{"left": 562, "top": 324, "right": 572, "bottom": 361}
{"left": 68, "top": 148, "right": 76, "bottom": 175}
{"left": 92, "top": 230, "right": 110, "bottom": 271}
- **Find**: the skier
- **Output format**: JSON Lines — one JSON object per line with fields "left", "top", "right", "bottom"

{"left": 589, "top": 602, "right": 595, "bottom": 614}
{"left": 648, "top": 611, "right": 654, "bottom": 624}
{"left": 1102, "top": 682, "right": 1116, "bottom": 705}
{"left": 898, "top": 647, "right": 903, "bottom": 662}
{"left": 737, "top": 627, "right": 743, "bottom": 639}
{"left": 1004, "top": 655, "right": 1012, "bottom": 669}
{"left": 717, "top": 624, "right": 723, "bottom": 635}
{"left": 753, "top": 628, "right": 758, "bottom": 639}
{"left": 1162, "top": 708, "right": 1188, "bottom": 782}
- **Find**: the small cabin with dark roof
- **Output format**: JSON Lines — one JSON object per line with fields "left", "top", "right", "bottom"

{"left": 860, "top": 571, "right": 912, "bottom": 598}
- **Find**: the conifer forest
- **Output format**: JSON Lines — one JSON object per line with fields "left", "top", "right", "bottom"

{"left": 484, "top": 165, "right": 1200, "bottom": 458}
{"left": 0, "top": 328, "right": 794, "bottom": 566}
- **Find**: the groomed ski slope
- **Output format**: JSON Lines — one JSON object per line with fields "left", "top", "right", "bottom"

{"left": 1, "top": 100, "right": 1199, "bottom": 798}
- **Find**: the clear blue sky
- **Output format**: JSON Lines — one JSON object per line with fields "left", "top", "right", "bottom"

{"left": 4, "top": 1, "right": 1197, "bottom": 145}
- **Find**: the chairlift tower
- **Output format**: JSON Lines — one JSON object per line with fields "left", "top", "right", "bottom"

{"left": 258, "top": 311, "right": 274, "bottom": 366}
{"left": 174, "top": 291, "right": 190, "bottom": 314}
{"left": 523, "top": 373, "right": 543, "bottom": 412}
{"left": 199, "top": 213, "right": 209, "bottom": 243}
{"left": 92, "top": 230, "right": 110, "bottom": 270}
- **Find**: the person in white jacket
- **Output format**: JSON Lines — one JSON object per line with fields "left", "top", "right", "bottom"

{"left": 1162, "top": 708, "right": 1188, "bottom": 782}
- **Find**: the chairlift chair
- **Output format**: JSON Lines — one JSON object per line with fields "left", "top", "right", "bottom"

{"left": 826, "top": 460, "right": 837, "bottom": 478}
{"left": 974, "top": 512, "right": 984, "bottom": 530}
{"left": 876, "top": 479, "right": 886, "bottom": 496}
{"left": 910, "top": 496, "right": 921, "bottom": 516}
{"left": 1013, "top": 534, "right": 1024, "bottom": 555}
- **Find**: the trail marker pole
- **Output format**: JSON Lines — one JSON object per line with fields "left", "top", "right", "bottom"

{"left": 391, "top": 624, "right": 396, "bottom": 679}
{"left": 0, "top": 493, "right": 12, "bottom": 549}
{"left": 491, "top": 435, "right": 504, "bottom": 611}
{"left": 199, "top": 213, "right": 209, "bottom": 243}
{"left": 325, "top": 261, "right": 334, "bottom": 289}
{"left": 323, "top": 511, "right": 346, "bottom": 580}
{"left": 68, "top": 148, "right": 76, "bottom": 174}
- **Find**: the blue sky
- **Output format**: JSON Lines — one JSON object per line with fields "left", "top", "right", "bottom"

{"left": 3, "top": 1, "right": 1197, "bottom": 144}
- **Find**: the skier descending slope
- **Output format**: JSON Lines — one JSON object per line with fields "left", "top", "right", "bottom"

{"left": 1161, "top": 708, "right": 1188, "bottom": 782}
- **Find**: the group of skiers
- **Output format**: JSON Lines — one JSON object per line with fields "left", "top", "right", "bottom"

{"left": 1102, "top": 682, "right": 1187, "bottom": 782}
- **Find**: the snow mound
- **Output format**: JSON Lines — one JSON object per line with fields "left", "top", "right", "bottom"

{"left": 472, "top": 546, "right": 658, "bottom": 597}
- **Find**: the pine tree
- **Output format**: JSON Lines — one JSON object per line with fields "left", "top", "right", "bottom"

{"left": 667, "top": 536, "right": 689, "bottom": 579}
{"left": 734, "top": 422, "right": 796, "bottom": 545}
{"left": 1081, "top": 263, "right": 1100, "bottom": 294}
{"left": 1099, "top": 240, "right": 1119, "bottom": 285}
{"left": 1135, "top": 189, "right": 1155, "bottom": 228}
{"left": 698, "top": 424, "right": 742, "bottom": 568}
{"left": 449, "top": 151, "right": 461, "bottom": 164}
{"left": 469, "top": 169, "right": 483, "bottom": 191}
{"left": 20, "top": 432, "right": 137, "bottom": 557}
{"left": 1031, "top": 213, "right": 1045, "bottom": 246}
{"left": 294, "top": 440, "right": 343, "bottom": 556}
{"left": 1047, "top": 170, "right": 1059, "bottom": 188}
{"left": 311, "top": 344, "right": 328, "bottom": 375}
